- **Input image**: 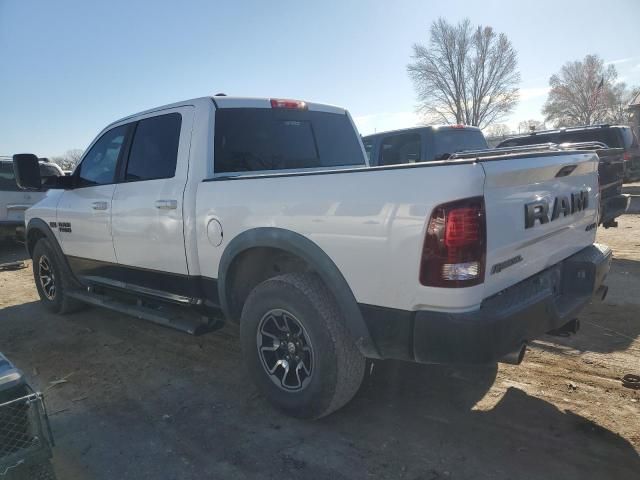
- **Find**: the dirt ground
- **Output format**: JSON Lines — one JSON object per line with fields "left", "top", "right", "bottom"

{"left": 1, "top": 185, "right": 639, "bottom": 480}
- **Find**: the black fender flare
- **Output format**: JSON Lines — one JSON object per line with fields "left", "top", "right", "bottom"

{"left": 26, "top": 218, "right": 80, "bottom": 287}
{"left": 217, "top": 227, "right": 379, "bottom": 358}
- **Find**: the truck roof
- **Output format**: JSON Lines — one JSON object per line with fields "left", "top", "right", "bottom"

{"left": 504, "top": 124, "right": 630, "bottom": 141}
{"left": 362, "top": 124, "right": 482, "bottom": 139}
{"left": 106, "top": 96, "right": 347, "bottom": 130}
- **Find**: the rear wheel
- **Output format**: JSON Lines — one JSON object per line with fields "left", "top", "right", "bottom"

{"left": 32, "top": 239, "right": 84, "bottom": 314}
{"left": 240, "top": 273, "right": 365, "bottom": 419}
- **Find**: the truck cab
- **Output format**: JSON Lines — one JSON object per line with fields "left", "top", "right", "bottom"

{"left": 362, "top": 125, "right": 488, "bottom": 166}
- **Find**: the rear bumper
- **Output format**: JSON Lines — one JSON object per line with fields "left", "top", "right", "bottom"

{"left": 361, "top": 243, "right": 612, "bottom": 364}
{"left": 600, "top": 194, "right": 630, "bottom": 227}
{"left": 0, "top": 221, "right": 24, "bottom": 239}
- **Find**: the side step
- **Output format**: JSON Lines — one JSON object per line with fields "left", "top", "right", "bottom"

{"left": 67, "top": 289, "right": 223, "bottom": 335}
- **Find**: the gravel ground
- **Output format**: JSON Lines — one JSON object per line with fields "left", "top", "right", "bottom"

{"left": 0, "top": 184, "right": 639, "bottom": 480}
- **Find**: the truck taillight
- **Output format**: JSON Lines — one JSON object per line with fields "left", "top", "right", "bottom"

{"left": 623, "top": 152, "right": 631, "bottom": 161}
{"left": 420, "top": 197, "right": 486, "bottom": 287}
{"left": 270, "top": 98, "right": 307, "bottom": 110}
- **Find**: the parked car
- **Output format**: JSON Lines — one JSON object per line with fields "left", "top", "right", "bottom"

{"left": 362, "top": 125, "right": 489, "bottom": 166}
{"left": 14, "top": 96, "right": 610, "bottom": 419}
{"left": 497, "top": 125, "right": 633, "bottom": 228}
{"left": 0, "top": 352, "right": 55, "bottom": 479}
{"left": 0, "top": 158, "right": 63, "bottom": 242}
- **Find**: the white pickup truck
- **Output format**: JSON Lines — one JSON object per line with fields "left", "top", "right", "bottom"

{"left": 13, "top": 96, "right": 611, "bottom": 418}
{"left": 0, "top": 158, "right": 63, "bottom": 242}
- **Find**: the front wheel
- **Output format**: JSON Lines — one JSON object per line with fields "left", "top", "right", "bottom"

{"left": 240, "top": 273, "right": 365, "bottom": 419}
{"left": 31, "top": 239, "right": 84, "bottom": 314}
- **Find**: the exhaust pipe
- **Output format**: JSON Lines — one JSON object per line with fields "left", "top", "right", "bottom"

{"left": 500, "top": 343, "right": 527, "bottom": 365}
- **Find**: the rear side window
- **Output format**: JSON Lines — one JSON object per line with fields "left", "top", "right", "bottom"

{"left": 77, "top": 125, "right": 128, "bottom": 187}
{"left": 379, "top": 133, "right": 421, "bottom": 165}
{"left": 431, "top": 129, "right": 488, "bottom": 160}
{"left": 214, "top": 109, "right": 365, "bottom": 173}
{"left": 0, "top": 162, "right": 62, "bottom": 191}
{"left": 0, "top": 163, "right": 19, "bottom": 191}
{"left": 499, "top": 134, "right": 555, "bottom": 148}
{"left": 619, "top": 127, "right": 637, "bottom": 149}
{"left": 125, "top": 113, "right": 182, "bottom": 181}
{"left": 39, "top": 163, "right": 63, "bottom": 189}
{"left": 362, "top": 137, "right": 374, "bottom": 162}
{"left": 556, "top": 129, "right": 620, "bottom": 148}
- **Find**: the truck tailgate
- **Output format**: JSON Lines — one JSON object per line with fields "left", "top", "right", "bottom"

{"left": 481, "top": 151, "right": 599, "bottom": 298}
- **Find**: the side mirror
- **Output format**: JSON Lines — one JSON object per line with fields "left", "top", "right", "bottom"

{"left": 12, "top": 153, "right": 42, "bottom": 191}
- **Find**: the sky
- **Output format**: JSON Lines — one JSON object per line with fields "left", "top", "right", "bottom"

{"left": 1, "top": 0, "right": 639, "bottom": 158}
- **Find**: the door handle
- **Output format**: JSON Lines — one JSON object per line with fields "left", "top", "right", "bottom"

{"left": 155, "top": 200, "right": 178, "bottom": 210}
{"left": 91, "top": 201, "right": 108, "bottom": 211}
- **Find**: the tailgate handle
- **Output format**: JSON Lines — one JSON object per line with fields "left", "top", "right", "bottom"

{"left": 556, "top": 165, "right": 577, "bottom": 177}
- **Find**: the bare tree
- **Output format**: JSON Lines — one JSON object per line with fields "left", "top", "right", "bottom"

{"left": 542, "top": 54, "right": 625, "bottom": 127}
{"left": 52, "top": 149, "right": 84, "bottom": 171}
{"left": 408, "top": 18, "right": 520, "bottom": 128}
{"left": 484, "top": 123, "right": 512, "bottom": 147}
{"left": 517, "top": 119, "right": 546, "bottom": 133}
{"left": 485, "top": 123, "right": 511, "bottom": 138}
{"left": 606, "top": 83, "right": 639, "bottom": 125}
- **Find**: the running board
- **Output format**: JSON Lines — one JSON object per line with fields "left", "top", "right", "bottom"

{"left": 66, "top": 289, "right": 223, "bottom": 335}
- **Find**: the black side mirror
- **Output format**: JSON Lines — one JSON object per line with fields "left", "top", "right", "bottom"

{"left": 12, "top": 153, "right": 42, "bottom": 191}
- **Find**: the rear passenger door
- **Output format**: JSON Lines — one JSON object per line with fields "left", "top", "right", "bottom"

{"left": 111, "top": 107, "right": 194, "bottom": 283}
{"left": 378, "top": 133, "right": 422, "bottom": 166}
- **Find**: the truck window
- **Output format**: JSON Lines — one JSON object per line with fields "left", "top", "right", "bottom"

{"left": 362, "top": 138, "right": 374, "bottom": 162}
{"left": 77, "top": 125, "right": 128, "bottom": 187}
{"left": 619, "top": 127, "right": 637, "bottom": 149}
{"left": 499, "top": 133, "right": 555, "bottom": 147}
{"left": 431, "top": 129, "right": 488, "bottom": 160}
{"left": 0, "top": 163, "right": 19, "bottom": 191}
{"left": 379, "top": 133, "right": 421, "bottom": 165}
{"left": 125, "top": 113, "right": 182, "bottom": 181}
{"left": 556, "top": 129, "right": 619, "bottom": 148}
{"left": 214, "top": 109, "right": 365, "bottom": 173}
{"left": 39, "top": 163, "right": 63, "bottom": 188}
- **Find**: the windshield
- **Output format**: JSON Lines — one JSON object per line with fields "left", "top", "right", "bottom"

{"left": 432, "top": 129, "right": 489, "bottom": 160}
{"left": 214, "top": 109, "right": 365, "bottom": 173}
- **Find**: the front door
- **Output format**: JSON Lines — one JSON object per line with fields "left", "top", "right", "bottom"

{"left": 56, "top": 124, "right": 129, "bottom": 272}
{"left": 111, "top": 108, "right": 193, "bottom": 288}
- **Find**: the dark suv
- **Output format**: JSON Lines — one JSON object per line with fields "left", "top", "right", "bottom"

{"left": 497, "top": 125, "right": 640, "bottom": 182}
{"left": 497, "top": 125, "right": 633, "bottom": 228}
{"left": 362, "top": 125, "right": 489, "bottom": 166}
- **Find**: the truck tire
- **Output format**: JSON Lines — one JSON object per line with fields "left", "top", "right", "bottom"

{"left": 31, "top": 238, "right": 84, "bottom": 314}
{"left": 240, "top": 273, "right": 365, "bottom": 419}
